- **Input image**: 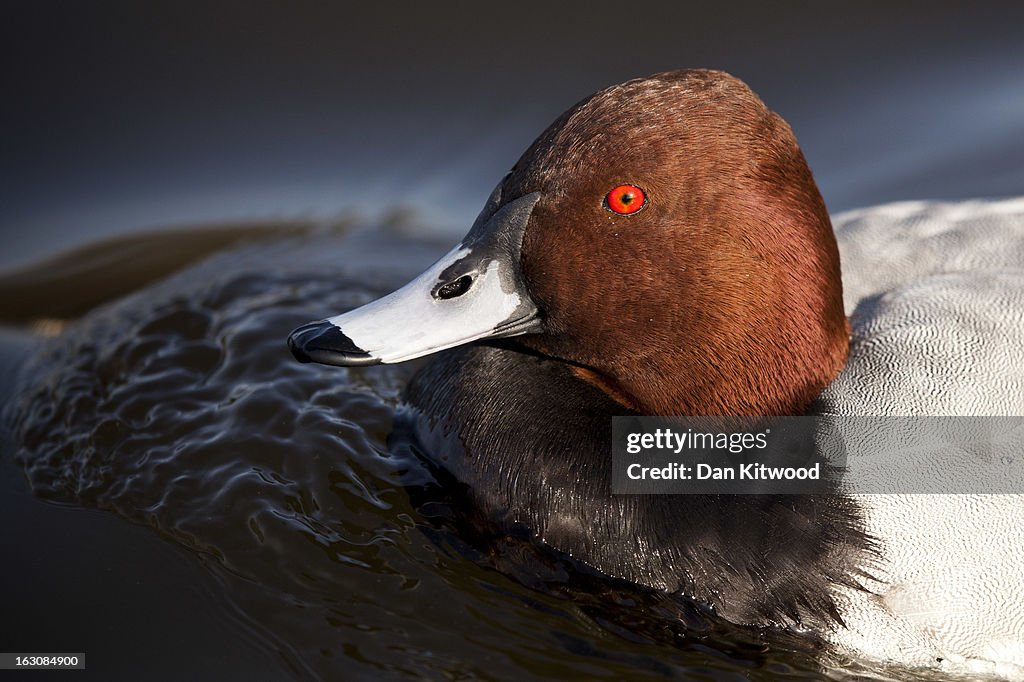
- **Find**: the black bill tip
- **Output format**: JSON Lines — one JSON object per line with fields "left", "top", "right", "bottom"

{"left": 287, "top": 320, "right": 379, "bottom": 367}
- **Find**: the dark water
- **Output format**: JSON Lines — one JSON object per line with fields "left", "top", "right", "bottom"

{"left": 0, "top": 225, "right": 950, "bottom": 681}
{"left": 3, "top": 2, "right": 1024, "bottom": 269}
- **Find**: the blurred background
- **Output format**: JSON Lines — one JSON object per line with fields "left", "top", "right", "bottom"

{"left": 3, "top": 0, "right": 1023, "bottom": 270}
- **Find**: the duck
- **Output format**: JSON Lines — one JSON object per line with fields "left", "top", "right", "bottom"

{"left": 288, "top": 69, "right": 1024, "bottom": 677}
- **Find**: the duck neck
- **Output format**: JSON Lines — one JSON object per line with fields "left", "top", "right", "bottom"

{"left": 598, "top": 340, "right": 848, "bottom": 417}
{"left": 566, "top": 306, "right": 851, "bottom": 417}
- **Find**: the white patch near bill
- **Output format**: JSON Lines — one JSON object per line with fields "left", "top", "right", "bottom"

{"left": 326, "top": 246, "right": 525, "bottom": 364}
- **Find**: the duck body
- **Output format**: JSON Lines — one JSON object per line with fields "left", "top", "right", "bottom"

{"left": 816, "top": 198, "right": 1024, "bottom": 676}
{"left": 289, "top": 70, "right": 1024, "bottom": 676}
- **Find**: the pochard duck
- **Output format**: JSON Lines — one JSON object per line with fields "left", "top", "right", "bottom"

{"left": 288, "top": 70, "right": 1024, "bottom": 677}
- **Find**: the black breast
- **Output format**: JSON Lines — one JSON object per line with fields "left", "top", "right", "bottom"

{"left": 397, "top": 342, "right": 876, "bottom": 628}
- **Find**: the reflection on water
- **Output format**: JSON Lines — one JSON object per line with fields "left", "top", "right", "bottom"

{"left": 1, "top": 225, "right": 955, "bottom": 680}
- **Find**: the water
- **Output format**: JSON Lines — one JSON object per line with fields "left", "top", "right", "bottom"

{"left": 2, "top": 3, "right": 1023, "bottom": 679}
{"left": 4, "top": 3, "right": 1024, "bottom": 268}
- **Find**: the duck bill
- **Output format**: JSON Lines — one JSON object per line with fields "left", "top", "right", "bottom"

{"left": 288, "top": 191, "right": 543, "bottom": 366}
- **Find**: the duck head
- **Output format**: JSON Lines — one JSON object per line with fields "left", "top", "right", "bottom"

{"left": 289, "top": 69, "right": 849, "bottom": 416}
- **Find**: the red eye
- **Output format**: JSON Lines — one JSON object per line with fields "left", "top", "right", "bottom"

{"left": 605, "top": 184, "right": 647, "bottom": 215}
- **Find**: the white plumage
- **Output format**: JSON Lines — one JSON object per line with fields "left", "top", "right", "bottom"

{"left": 816, "top": 197, "right": 1024, "bottom": 678}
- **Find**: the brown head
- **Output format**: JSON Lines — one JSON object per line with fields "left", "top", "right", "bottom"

{"left": 288, "top": 69, "right": 849, "bottom": 416}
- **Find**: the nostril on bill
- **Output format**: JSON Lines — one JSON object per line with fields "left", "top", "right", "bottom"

{"left": 435, "top": 275, "right": 474, "bottom": 300}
